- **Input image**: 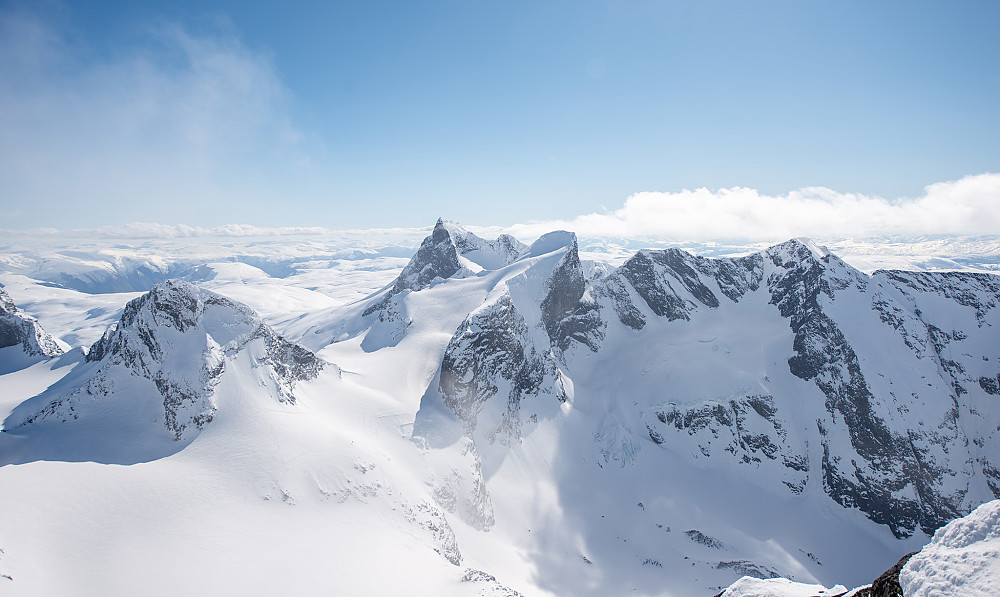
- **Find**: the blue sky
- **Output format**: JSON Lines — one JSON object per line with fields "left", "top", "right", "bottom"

{"left": 1, "top": 0, "right": 998, "bottom": 235}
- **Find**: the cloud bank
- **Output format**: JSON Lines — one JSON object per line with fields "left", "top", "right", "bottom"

{"left": 506, "top": 173, "right": 1000, "bottom": 242}
{"left": 3, "top": 174, "right": 997, "bottom": 246}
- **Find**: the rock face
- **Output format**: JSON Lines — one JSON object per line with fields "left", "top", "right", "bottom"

{"left": 391, "top": 221, "right": 466, "bottom": 294}
{"left": 0, "top": 284, "right": 63, "bottom": 358}
{"left": 8, "top": 280, "right": 322, "bottom": 440}
{"left": 645, "top": 394, "right": 810, "bottom": 494}
{"left": 406, "top": 232, "right": 1000, "bottom": 541}
{"left": 852, "top": 551, "right": 918, "bottom": 597}
{"left": 438, "top": 292, "right": 565, "bottom": 440}
{"left": 537, "top": 232, "right": 603, "bottom": 353}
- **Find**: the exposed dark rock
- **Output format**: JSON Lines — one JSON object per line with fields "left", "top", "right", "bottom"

{"left": 595, "top": 275, "right": 646, "bottom": 330}
{"left": 981, "top": 375, "right": 1000, "bottom": 395}
{"left": 714, "top": 560, "right": 780, "bottom": 580}
{"left": 646, "top": 394, "right": 809, "bottom": 493}
{"left": 765, "top": 241, "right": 961, "bottom": 537}
{"left": 0, "top": 284, "right": 64, "bottom": 358}
{"left": 685, "top": 529, "right": 727, "bottom": 549}
{"left": 616, "top": 251, "right": 696, "bottom": 321}
{"left": 539, "top": 235, "right": 603, "bottom": 353}
{"left": 393, "top": 219, "right": 463, "bottom": 294}
{"left": 460, "top": 568, "right": 526, "bottom": 597}
{"left": 410, "top": 230, "right": 1000, "bottom": 543}
{"left": 437, "top": 292, "right": 564, "bottom": 443}
{"left": 851, "top": 551, "right": 918, "bottom": 597}
{"left": 402, "top": 501, "right": 462, "bottom": 566}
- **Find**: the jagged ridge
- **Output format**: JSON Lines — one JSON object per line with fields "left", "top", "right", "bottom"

{"left": 9, "top": 280, "right": 323, "bottom": 440}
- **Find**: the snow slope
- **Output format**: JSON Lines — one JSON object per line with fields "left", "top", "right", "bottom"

{"left": 900, "top": 499, "right": 1000, "bottom": 597}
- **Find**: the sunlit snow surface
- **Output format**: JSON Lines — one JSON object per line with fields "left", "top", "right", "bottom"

{"left": 719, "top": 577, "right": 847, "bottom": 597}
{"left": 0, "top": 226, "right": 999, "bottom": 596}
{"left": 900, "top": 499, "right": 1000, "bottom": 597}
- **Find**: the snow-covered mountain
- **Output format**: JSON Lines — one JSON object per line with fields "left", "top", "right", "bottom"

{"left": 295, "top": 220, "right": 1000, "bottom": 591}
{"left": 2, "top": 280, "right": 324, "bottom": 465}
{"left": 1, "top": 221, "right": 998, "bottom": 596}
{"left": 400, "top": 225, "right": 999, "bottom": 539}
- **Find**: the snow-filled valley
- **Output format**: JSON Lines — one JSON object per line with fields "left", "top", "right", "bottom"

{"left": 2, "top": 222, "right": 999, "bottom": 596}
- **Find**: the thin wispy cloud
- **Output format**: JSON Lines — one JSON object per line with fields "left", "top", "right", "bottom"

{"left": 0, "top": 10, "right": 316, "bottom": 226}
{"left": 506, "top": 173, "right": 1000, "bottom": 242}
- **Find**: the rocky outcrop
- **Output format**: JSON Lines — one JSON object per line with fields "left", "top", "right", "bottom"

{"left": 850, "top": 551, "right": 918, "bottom": 597}
{"left": 391, "top": 220, "right": 466, "bottom": 295}
{"left": 368, "top": 219, "right": 527, "bottom": 307}
{"left": 0, "top": 284, "right": 63, "bottom": 358}
{"left": 358, "top": 220, "right": 531, "bottom": 350}
{"left": 645, "top": 394, "right": 809, "bottom": 494}
{"left": 538, "top": 233, "right": 603, "bottom": 354}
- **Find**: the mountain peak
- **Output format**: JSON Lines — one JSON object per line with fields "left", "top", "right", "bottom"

{"left": 384, "top": 220, "right": 530, "bottom": 296}
{"left": 11, "top": 279, "right": 323, "bottom": 443}
{"left": 766, "top": 237, "right": 830, "bottom": 265}
{"left": 88, "top": 279, "right": 258, "bottom": 363}
{"left": 391, "top": 221, "right": 464, "bottom": 293}
{"left": 791, "top": 236, "right": 829, "bottom": 258}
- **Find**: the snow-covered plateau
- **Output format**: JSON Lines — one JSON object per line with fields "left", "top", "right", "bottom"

{"left": 1, "top": 221, "right": 999, "bottom": 596}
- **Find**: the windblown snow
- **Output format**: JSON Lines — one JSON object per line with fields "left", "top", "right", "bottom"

{"left": 899, "top": 499, "right": 1000, "bottom": 597}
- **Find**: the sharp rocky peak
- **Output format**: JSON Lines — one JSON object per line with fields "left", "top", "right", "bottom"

{"left": 392, "top": 220, "right": 467, "bottom": 294}
{"left": 372, "top": 219, "right": 530, "bottom": 307}
{"left": 14, "top": 279, "right": 323, "bottom": 441}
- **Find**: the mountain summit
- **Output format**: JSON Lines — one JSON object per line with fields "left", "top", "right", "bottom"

{"left": 3, "top": 280, "right": 323, "bottom": 463}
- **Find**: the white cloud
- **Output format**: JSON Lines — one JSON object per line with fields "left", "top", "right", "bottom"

{"left": 505, "top": 173, "right": 1000, "bottom": 242}
{"left": 0, "top": 10, "right": 317, "bottom": 227}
